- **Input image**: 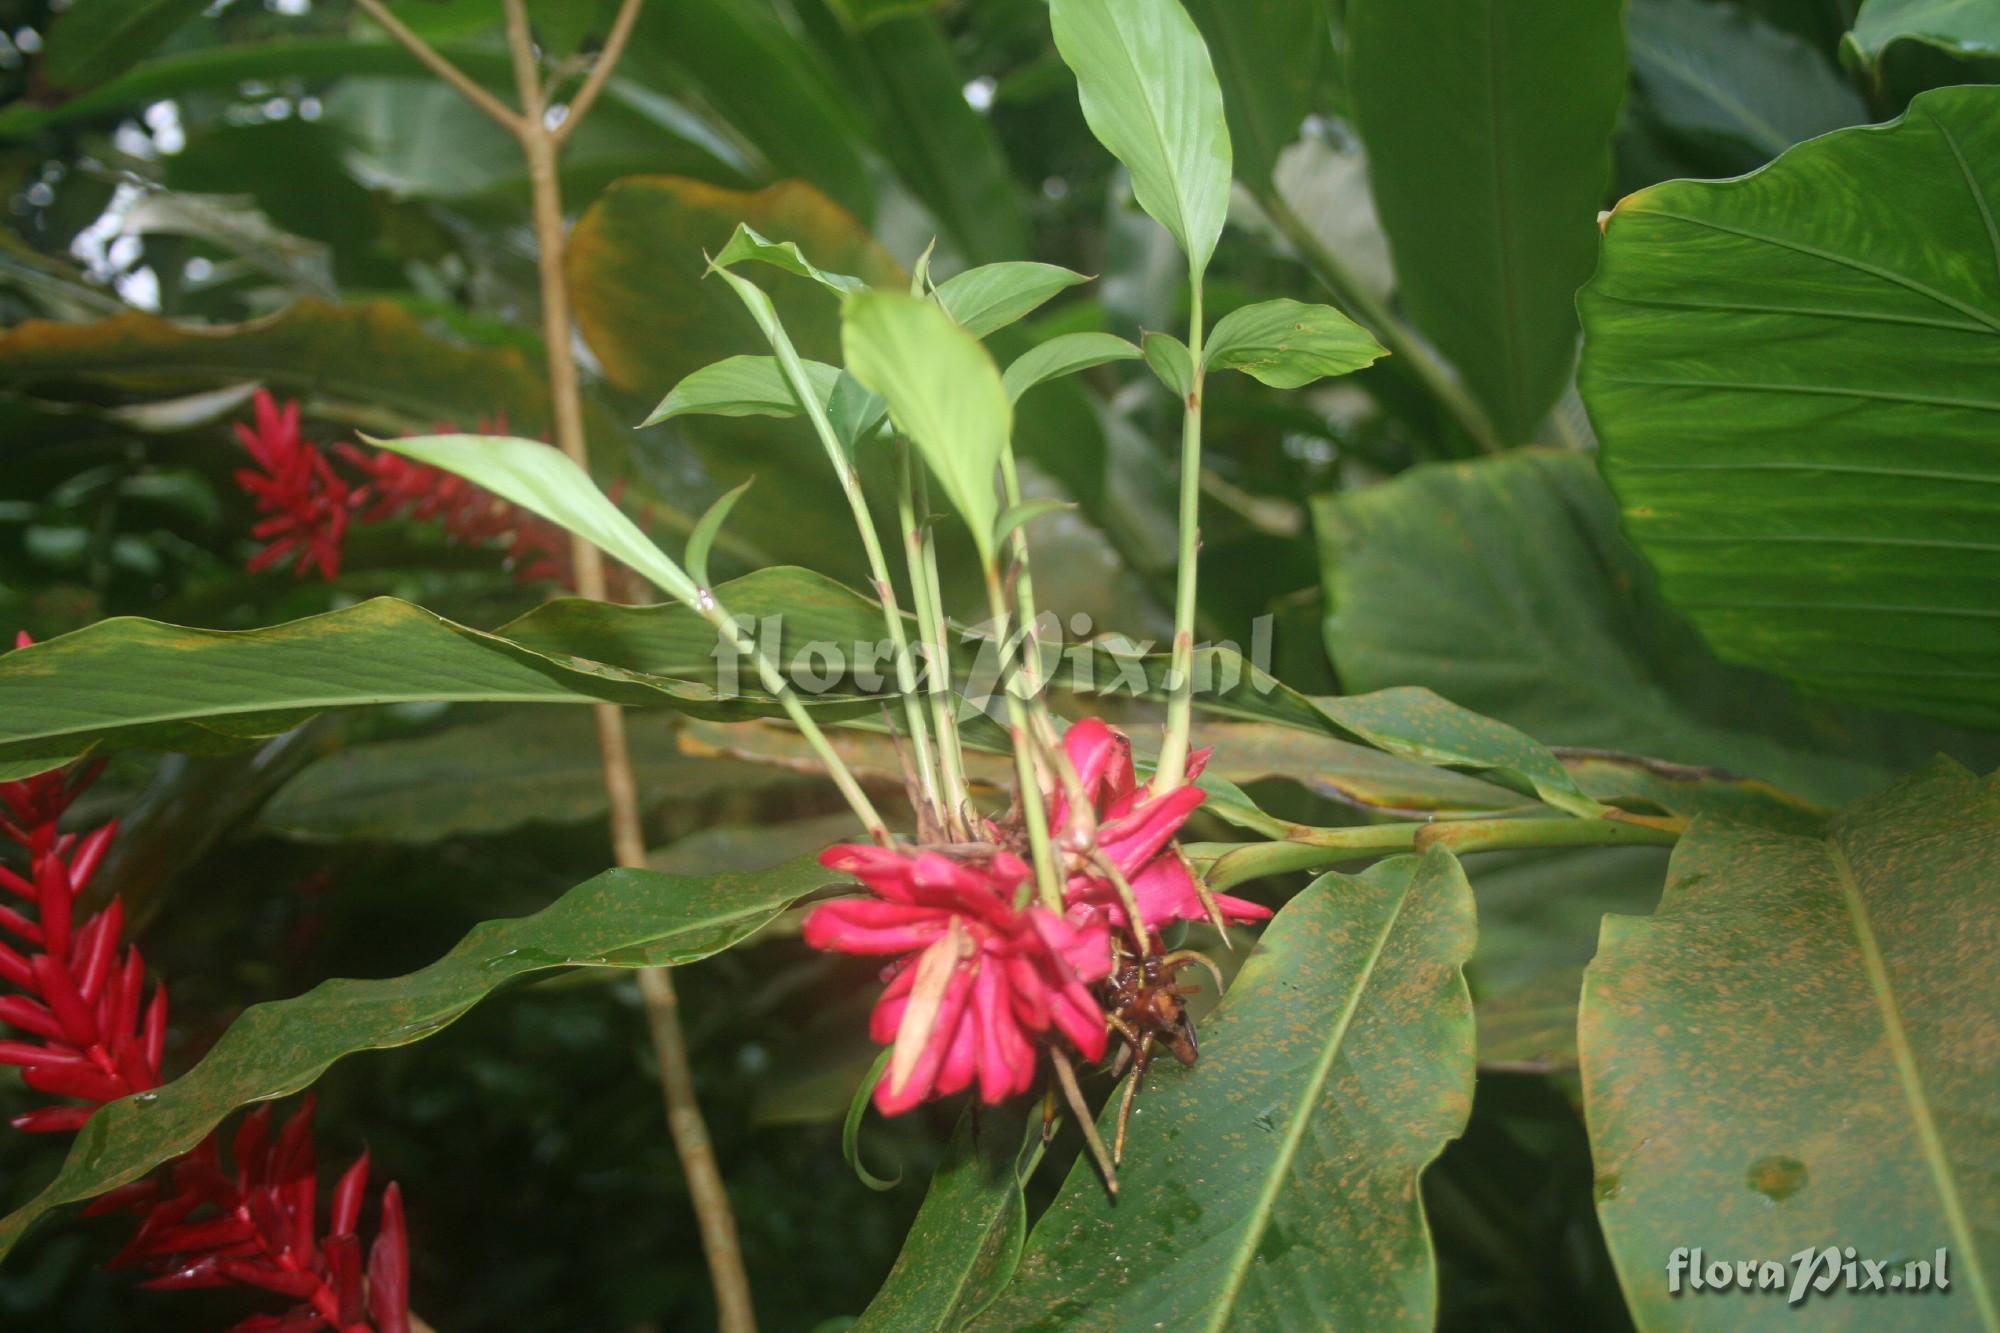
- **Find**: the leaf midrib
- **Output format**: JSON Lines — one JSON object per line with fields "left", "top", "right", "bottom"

{"left": 1199, "top": 879, "right": 1416, "bottom": 1330}
{"left": 1826, "top": 830, "right": 1999, "bottom": 1330}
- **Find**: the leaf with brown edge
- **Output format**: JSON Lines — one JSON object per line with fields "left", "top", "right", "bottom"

{"left": 0, "top": 856, "right": 840, "bottom": 1262}
{"left": 1580, "top": 759, "right": 2000, "bottom": 1332}
{"left": 567, "top": 176, "right": 902, "bottom": 397}
{"left": 0, "top": 297, "right": 637, "bottom": 468}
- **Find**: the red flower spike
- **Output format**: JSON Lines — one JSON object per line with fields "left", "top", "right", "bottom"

{"left": 804, "top": 845, "right": 1113, "bottom": 1114}
{"left": 0, "top": 754, "right": 415, "bottom": 1332}
{"left": 1050, "top": 719, "right": 1273, "bottom": 934}
{"left": 233, "top": 390, "right": 355, "bottom": 581}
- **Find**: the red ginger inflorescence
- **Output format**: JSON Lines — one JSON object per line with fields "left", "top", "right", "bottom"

{"left": 0, "top": 635, "right": 412, "bottom": 1333}
{"left": 804, "top": 718, "right": 1270, "bottom": 1118}
{"left": 232, "top": 389, "right": 571, "bottom": 586}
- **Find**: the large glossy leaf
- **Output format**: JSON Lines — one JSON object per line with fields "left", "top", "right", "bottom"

{"left": 971, "top": 849, "right": 1477, "bottom": 1331}
{"left": 853, "top": 1105, "right": 1038, "bottom": 1331}
{"left": 1315, "top": 449, "right": 2000, "bottom": 806}
{"left": 1629, "top": 0, "right": 1867, "bottom": 165}
{"left": 1050, "top": 0, "right": 1233, "bottom": 277}
{"left": 1183, "top": 0, "right": 1330, "bottom": 188}
{"left": 1579, "top": 86, "right": 2000, "bottom": 730}
{"left": 1580, "top": 759, "right": 2000, "bottom": 1331}
{"left": 0, "top": 856, "right": 839, "bottom": 1260}
{"left": 842, "top": 289, "right": 1011, "bottom": 554}
{"left": 1346, "top": 0, "right": 1626, "bottom": 443}
{"left": 1846, "top": 0, "right": 2000, "bottom": 70}
{"left": 39, "top": 0, "right": 207, "bottom": 90}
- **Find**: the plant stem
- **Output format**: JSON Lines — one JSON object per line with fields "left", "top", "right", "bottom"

{"left": 982, "top": 565, "right": 1063, "bottom": 911}
{"left": 494, "top": 5, "right": 756, "bottom": 1329}
{"left": 352, "top": 0, "right": 522, "bottom": 130}
{"left": 897, "top": 442, "right": 971, "bottom": 834}
{"left": 1152, "top": 279, "right": 1205, "bottom": 798}
{"left": 1194, "top": 813, "right": 1681, "bottom": 891}
{"left": 760, "top": 330, "right": 942, "bottom": 817}
{"left": 1260, "top": 190, "right": 1505, "bottom": 456}
{"left": 550, "top": 0, "right": 645, "bottom": 145}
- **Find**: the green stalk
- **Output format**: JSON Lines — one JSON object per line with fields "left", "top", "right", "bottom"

{"left": 981, "top": 564, "right": 1062, "bottom": 911}
{"left": 704, "top": 599, "right": 890, "bottom": 843}
{"left": 1194, "top": 814, "right": 1681, "bottom": 892}
{"left": 1261, "top": 191, "right": 1504, "bottom": 456}
{"left": 1152, "top": 278, "right": 1206, "bottom": 798}
{"left": 998, "top": 442, "right": 1092, "bottom": 825}
{"left": 713, "top": 268, "right": 942, "bottom": 813}
{"left": 896, "top": 441, "right": 971, "bottom": 833}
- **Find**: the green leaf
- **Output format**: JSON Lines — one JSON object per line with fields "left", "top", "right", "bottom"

{"left": 1001, "top": 332, "right": 1143, "bottom": 402}
{"left": 1182, "top": 0, "right": 1330, "bottom": 188}
{"left": 992, "top": 497, "right": 1073, "bottom": 548}
{"left": 828, "top": 370, "right": 890, "bottom": 450}
{"left": 854, "top": 1104, "right": 1038, "bottom": 1331}
{"left": 1315, "top": 449, "right": 2000, "bottom": 807}
{"left": 0, "top": 298, "right": 639, "bottom": 470}
{"left": 1141, "top": 329, "right": 1195, "bottom": 398}
{"left": 371, "top": 434, "right": 700, "bottom": 604}
{"left": 687, "top": 479, "right": 755, "bottom": 590}
{"left": 1578, "top": 86, "right": 2000, "bottom": 730}
{"left": 841, "top": 289, "right": 1011, "bottom": 556}
{"left": 0, "top": 856, "right": 839, "bottom": 1260}
{"left": 40, "top": 0, "right": 208, "bottom": 90}
{"left": 843, "top": 1048, "right": 902, "bottom": 1192}
{"left": 934, "top": 262, "right": 1090, "bottom": 338}
{"left": 0, "top": 567, "right": 888, "bottom": 780}
{"left": 1846, "top": 0, "right": 2000, "bottom": 70}
{"left": 822, "top": 11, "right": 1029, "bottom": 265}
{"left": 1579, "top": 760, "right": 2000, "bottom": 1331}
{"left": 710, "top": 221, "right": 869, "bottom": 295}
{"left": 971, "top": 850, "right": 1477, "bottom": 1331}
{"left": 1197, "top": 719, "right": 1523, "bottom": 815}
{"left": 1049, "top": 0, "right": 1234, "bottom": 278}
{"left": 624, "top": 0, "right": 877, "bottom": 220}
{"left": 1205, "top": 297, "right": 1388, "bottom": 388}
{"left": 641, "top": 354, "right": 841, "bottom": 426}
{"left": 259, "top": 713, "right": 779, "bottom": 843}
{"left": 1346, "top": 0, "right": 1626, "bottom": 442}
{"left": 1629, "top": 0, "right": 1867, "bottom": 164}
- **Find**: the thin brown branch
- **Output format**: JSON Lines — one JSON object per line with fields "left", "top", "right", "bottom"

{"left": 351, "top": 0, "right": 522, "bottom": 133}
{"left": 552, "top": 0, "right": 647, "bottom": 147}
{"left": 498, "top": 3, "right": 757, "bottom": 1329}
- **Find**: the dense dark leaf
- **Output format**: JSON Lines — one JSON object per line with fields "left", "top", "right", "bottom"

{"left": 1315, "top": 449, "right": 2000, "bottom": 805}
{"left": 1346, "top": 0, "right": 1626, "bottom": 442}
{"left": 39, "top": 0, "right": 208, "bottom": 91}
